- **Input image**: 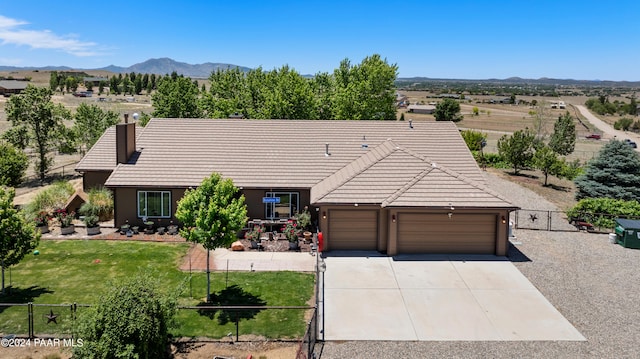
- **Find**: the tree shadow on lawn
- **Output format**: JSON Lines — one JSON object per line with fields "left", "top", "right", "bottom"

{"left": 0, "top": 285, "right": 54, "bottom": 313}
{"left": 196, "top": 285, "right": 266, "bottom": 325}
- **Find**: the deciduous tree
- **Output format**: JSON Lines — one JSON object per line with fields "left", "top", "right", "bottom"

{"left": 175, "top": 173, "right": 247, "bottom": 301}
{"left": 152, "top": 75, "right": 202, "bottom": 118}
{"left": 72, "top": 103, "right": 120, "bottom": 154}
{"left": 5, "top": 86, "right": 71, "bottom": 181}
{"left": 0, "top": 187, "right": 40, "bottom": 294}
{"left": 0, "top": 143, "right": 28, "bottom": 187}
{"left": 434, "top": 98, "right": 463, "bottom": 122}
{"left": 498, "top": 129, "right": 535, "bottom": 174}
{"left": 549, "top": 111, "right": 576, "bottom": 155}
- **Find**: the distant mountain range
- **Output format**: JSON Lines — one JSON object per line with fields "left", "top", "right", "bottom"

{"left": 0, "top": 58, "right": 638, "bottom": 86}
{"left": 0, "top": 57, "right": 252, "bottom": 78}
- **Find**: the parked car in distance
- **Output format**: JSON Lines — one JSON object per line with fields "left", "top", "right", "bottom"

{"left": 585, "top": 134, "right": 601, "bottom": 140}
{"left": 624, "top": 139, "right": 637, "bottom": 148}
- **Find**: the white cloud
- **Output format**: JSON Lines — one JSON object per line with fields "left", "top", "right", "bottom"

{"left": 0, "top": 14, "right": 99, "bottom": 57}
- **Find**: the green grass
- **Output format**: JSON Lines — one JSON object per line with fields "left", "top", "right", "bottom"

{"left": 0, "top": 240, "right": 315, "bottom": 339}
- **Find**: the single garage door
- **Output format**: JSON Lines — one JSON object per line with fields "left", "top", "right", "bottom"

{"left": 329, "top": 210, "right": 378, "bottom": 250}
{"left": 397, "top": 213, "right": 496, "bottom": 254}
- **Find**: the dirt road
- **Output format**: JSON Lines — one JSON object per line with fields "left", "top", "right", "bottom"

{"left": 576, "top": 105, "right": 640, "bottom": 141}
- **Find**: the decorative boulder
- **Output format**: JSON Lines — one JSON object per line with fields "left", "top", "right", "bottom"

{"left": 231, "top": 241, "right": 245, "bottom": 251}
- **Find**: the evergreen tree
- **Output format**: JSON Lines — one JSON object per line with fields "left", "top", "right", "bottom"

{"left": 574, "top": 140, "right": 640, "bottom": 201}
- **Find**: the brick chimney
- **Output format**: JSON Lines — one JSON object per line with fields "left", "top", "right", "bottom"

{"left": 116, "top": 115, "right": 136, "bottom": 164}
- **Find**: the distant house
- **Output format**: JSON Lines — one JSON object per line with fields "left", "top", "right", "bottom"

{"left": 83, "top": 77, "right": 109, "bottom": 88}
{"left": 0, "top": 80, "right": 29, "bottom": 96}
{"left": 76, "top": 119, "right": 517, "bottom": 256}
{"left": 407, "top": 104, "right": 436, "bottom": 114}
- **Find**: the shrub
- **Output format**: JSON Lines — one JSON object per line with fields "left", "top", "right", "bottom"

{"left": 614, "top": 117, "right": 634, "bottom": 131}
{"left": 567, "top": 198, "right": 640, "bottom": 229}
{"left": 294, "top": 207, "right": 311, "bottom": 230}
{"left": 73, "top": 272, "right": 177, "bottom": 359}
{"left": 86, "top": 187, "right": 113, "bottom": 221}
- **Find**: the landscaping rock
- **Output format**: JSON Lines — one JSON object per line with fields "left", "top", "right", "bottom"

{"left": 231, "top": 241, "right": 245, "bottom": 251}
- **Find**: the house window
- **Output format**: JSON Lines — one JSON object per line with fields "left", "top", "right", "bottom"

{"left": 138, "top": 191, "right": 171, "bottom": 218}
{"left": 265, "top": 192, "right": 299, "bottom": 219}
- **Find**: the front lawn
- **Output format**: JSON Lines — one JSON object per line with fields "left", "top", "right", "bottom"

{"left": 0, "top": 240, "right": 315, "bottom": 339}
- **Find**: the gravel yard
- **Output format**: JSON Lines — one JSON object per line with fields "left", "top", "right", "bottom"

{"left": 321, "top": 172, "right": 640, "bottom": 358}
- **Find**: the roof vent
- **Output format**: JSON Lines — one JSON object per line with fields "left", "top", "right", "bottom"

{"left": 325, "top": 143, "right": 331, "bottom": 157}
{"left": 431, "top": 162, "right": 437, "bottom": 167}
{"left": 409, "top": 119, "right": 413, "bottom": 129}
{"left": 361, "top": 135, "right": 368, "bottom": 149}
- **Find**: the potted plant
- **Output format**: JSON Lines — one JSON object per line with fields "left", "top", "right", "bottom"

{"left": 54, "top": 208, "right": 75, "bottom": 235}
{"left": 79, "top": 202, "right": 101, "bottom": 235}
{"left": 282, "top": 221, "right": 301, "bottom": 250}
{"left": 295, "top": 207, "right": 312, "bottom": 242}
{"left": 245, "top": 225, "right": 264, "bottom": 247}
{"left": 83, "top": 215, "right": 101, "bottom": 235}
{"left": 34, "top": 211, "right": 50, "bottom": 234}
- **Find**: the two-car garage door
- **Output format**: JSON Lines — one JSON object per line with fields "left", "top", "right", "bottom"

{"left": 397, "top": 213, "right": 496, "bottom": 254}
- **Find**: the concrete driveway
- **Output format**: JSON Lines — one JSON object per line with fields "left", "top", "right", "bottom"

{"left": 321, "top": 252, "right": 585, "bottom": 341}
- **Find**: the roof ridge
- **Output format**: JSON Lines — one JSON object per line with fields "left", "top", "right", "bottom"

{"left": 381, "top": 166, "right": 433, "bottom": 208}
{"left": 311, "top": 140, "right": 400, "bottom": 203}
{"left": 429, "top": 165, "right": 516, "bottom": 207}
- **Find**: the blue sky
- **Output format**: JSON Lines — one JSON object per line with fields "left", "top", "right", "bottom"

{"left": 1, "top": 1, "right": 638, "bottom": 81}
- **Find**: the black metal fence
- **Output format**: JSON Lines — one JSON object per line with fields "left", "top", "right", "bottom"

{"left": 513, "top": 209, "right": 577, "bottom": 232}
{"left": 296, "top": 307, "right": 318, "bottom": 359}
{"left": 513, "top": 209, "right": 640, "bottom": 232}
{"left": 0, "top": 302, "right": 317, "bottom": 356}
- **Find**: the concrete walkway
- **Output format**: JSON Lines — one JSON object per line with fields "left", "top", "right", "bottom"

{"left": 180, "top": 245, "right": 317, "bottom": 272}
{"left": 321, "top": 252, "right": 585, "bottom": 341}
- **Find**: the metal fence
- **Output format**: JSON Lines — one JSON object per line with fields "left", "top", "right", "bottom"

{"left": 513, "top": 209, "right": 640, "bottom": 232}
{"left": 296, "top": 307, "right": 318, "bottom": 359}
{"left": 513, "top": 209, "right": 577, "bottom": 231}
{"left": 0, "top": 302, "right": 316, "bottom": 352}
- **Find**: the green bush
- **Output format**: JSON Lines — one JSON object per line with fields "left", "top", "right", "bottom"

{"left": 473, "top": 152, "right": 510, "bottom": 169}
{"left": 614, "top": 117, "right": 634, "bottom": 131}
{"left": 73, "top": 271, "right": 177, "bottom": 359}
{"left": 0, "top": 142, "right": 29, "bottom": 187}
{"left": 567, "top": 198, "right": 640, "bottom": 229}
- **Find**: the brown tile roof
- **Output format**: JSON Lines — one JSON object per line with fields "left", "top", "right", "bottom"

{"left": 98, "top": 119, "right": 485, "bottom": 190}
{"left": 75, "top": 126, "right": 143, "bottom": 172}
{"left": 75, "top": 127, "right": 118, "bottom": 172}
{"left": 311, "top": 140, "right": 515, "bottom": 208}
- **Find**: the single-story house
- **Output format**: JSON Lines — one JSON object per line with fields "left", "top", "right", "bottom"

{"left": 407, "top": 104, "right": 436, "bottom": 114}
{"left": 0, "top": 80, "right": 29, "bottom": 96}
{"left": 76, "top": 118, "right": 517, "bottom": 255}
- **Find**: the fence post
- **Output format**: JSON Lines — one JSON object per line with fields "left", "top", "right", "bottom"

{"left": 235, "top": 311, "right": 239, "bottom": 342}
{"left": 28, "top": 302, "right": 34, "bottom": 338}
{"left": 548, "top": 211, "right": 552, "bottom": 231}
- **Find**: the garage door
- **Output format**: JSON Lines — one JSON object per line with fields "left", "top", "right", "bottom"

{"left": 328, "top": 210, "right": 378, "bottom": 250}
{"left": 397, "top": 213, "right": 496, "bottom": 254}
